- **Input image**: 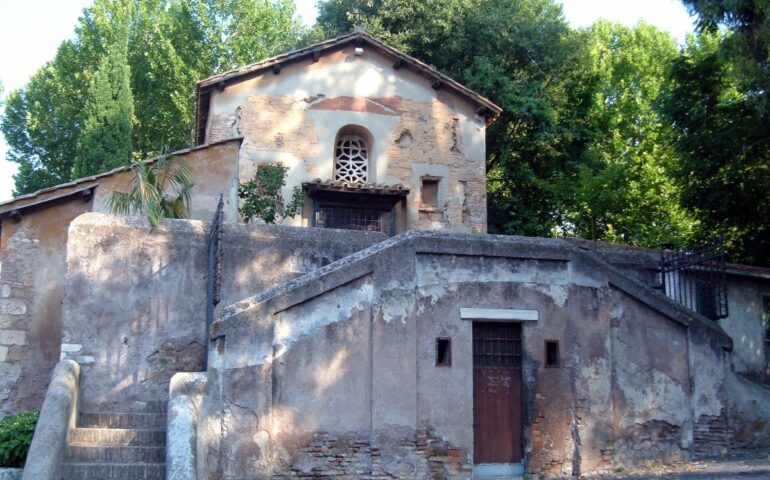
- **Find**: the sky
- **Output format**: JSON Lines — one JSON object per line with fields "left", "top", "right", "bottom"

{"left": 0, "top": 0, "right": 697, "bottom": 202}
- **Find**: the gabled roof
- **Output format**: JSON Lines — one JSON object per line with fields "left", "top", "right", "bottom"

{"left": 194, "top": 30, "right": 503, "bottom": 145}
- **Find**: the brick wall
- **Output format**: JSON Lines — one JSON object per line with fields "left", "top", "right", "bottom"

{"left": 209, "top": 93, "right": 487, "bottom": 233}
{"left": 694, "top": 411, "right": 731, "bottom": 457}
{"left": 273, "top": 428, "right": 471, "bottom": 479}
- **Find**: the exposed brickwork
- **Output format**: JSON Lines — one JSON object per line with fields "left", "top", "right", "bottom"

{"left": 274, "top": 428, "right": 471, "bottom": 479}
{"left": 378, "top": 96, "right": 486, "bottom": 233}
{"left": 310, "top": 96, "right": 398, "bottom": 116}
{"left": 237, "top": 95, "right": 319, "bottom": 163}
{"left": 207, "top": 113, "right": 240, "bottom": 144}
{"left": 210, "top": 91, "right": 488, "bottom": 233}
{"left": 528, "top": 393, "right": 574, "bottom": 478}
{"left": 614, "top": 420, "right": 686, "bottom": 467}
{"left": 694, "top": 411, "right": 731, "bottom": 458}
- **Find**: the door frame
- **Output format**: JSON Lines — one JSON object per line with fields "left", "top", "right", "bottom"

{"left": 460, "top": 308, "right": 538, "bottom": 477}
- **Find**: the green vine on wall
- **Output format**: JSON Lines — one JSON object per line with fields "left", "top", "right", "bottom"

{"left": 238, "top": 164, "right": 303, "bottom": 224}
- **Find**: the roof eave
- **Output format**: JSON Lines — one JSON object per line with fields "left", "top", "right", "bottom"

{"left": 193, "top": 31, "right": 503, "bottom": 143}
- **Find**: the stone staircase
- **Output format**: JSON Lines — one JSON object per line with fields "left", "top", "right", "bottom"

{"left": 62, "top": 402, "right": 167, "bottom": 479}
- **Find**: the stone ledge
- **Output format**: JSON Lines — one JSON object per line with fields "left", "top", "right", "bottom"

{"left": 0, "top": 468, "right": 23, "bottom": 480}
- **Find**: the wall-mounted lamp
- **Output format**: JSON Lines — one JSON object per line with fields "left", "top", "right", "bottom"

{"left": 354, "top": 47, "right": 364, "bottom": 56}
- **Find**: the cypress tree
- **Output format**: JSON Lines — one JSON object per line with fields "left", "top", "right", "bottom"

{"left": 74, "top": 15, "right": 134, "bottom": 177}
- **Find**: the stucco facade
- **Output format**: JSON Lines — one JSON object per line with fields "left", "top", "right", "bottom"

{"left": 191, "top": 231, "right": 766, "bottom": 479}
{"left": 565, "top": 239, "right": 770, "bottom": 383}
{"left": 199, "top": 31, "right": 499, "bottom": 234}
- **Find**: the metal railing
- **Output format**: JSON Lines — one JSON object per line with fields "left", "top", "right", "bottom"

{"left": 660, "top": 242, "right": 728, "bottom": 320}
{"left": 205, "top": 195, "right": 224, "bottom": 369}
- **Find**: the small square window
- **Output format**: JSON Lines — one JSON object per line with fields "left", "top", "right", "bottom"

{"left": 436, "top": 337, "right": 452, "bottom": 366}
{"left": 545, "top": 340, "right": 559, "bottom": 368}
{"left": 421, "top": 177, "right": 440, "bottom": 209}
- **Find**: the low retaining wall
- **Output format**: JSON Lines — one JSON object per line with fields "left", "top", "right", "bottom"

{"left": 22, "top": 359, "right": 79, "bottom": 480}
{"left": 61, "top": 213, "right": 385, "bottom": 410}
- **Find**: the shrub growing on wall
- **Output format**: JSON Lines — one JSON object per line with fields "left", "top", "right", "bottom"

{"left": 238, "top": 164, "right": 303, "bottom": 224}
{"left": 0, "top": 411, "right": 39, "bottom": 468}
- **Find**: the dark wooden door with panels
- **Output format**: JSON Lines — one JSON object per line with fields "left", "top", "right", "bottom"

{"left": 472, "top": 322, "right": 523, "bottom": 465}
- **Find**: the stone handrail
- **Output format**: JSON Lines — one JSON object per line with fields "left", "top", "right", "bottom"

{"left": 21, "top": 359, "right": 80, "bottom": 480}
{"left": 167, "top": 372, "right": 207, "bottom": 480}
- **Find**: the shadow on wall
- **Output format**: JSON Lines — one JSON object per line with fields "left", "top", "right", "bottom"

{"left": 60, "top": 214, "right": 210, "bottom": 410}
{"left": 59, "top": 212, "right": 385, "bottom": 411}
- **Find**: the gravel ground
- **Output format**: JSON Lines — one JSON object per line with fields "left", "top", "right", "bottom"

{"left": 586, "top": 451, "right": 770, "bottom": 479}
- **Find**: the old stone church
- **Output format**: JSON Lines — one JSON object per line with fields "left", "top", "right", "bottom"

{"left": 1, "top": 30, "right": 770, "bottom": 480}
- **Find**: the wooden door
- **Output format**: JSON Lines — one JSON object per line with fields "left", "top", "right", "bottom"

{"left": 473, "top": 322, "right": 523, "bottom": 464}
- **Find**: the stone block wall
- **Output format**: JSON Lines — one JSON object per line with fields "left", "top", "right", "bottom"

{"left": 0, "top": 234, "right": 33, "bottom": 414}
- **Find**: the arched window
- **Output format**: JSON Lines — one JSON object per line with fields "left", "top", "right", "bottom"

{"left": 334, "top": 134, "right": 369, "bottom": 183}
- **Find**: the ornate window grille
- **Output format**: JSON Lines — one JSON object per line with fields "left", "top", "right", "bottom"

{"left": 334, "top": 135, "right": 368, "bottom": 183}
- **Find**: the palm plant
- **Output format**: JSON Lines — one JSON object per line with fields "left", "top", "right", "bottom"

{"left": 108, "top": 155, "right": 194, "bottom": 227}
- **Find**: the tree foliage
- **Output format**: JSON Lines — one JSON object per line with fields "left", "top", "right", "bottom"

{"left": 0, "top": 411, "right": 38, "bottom": 468}
{"left": 561, "top": 22, "right": 696, "bottom": 247}
{"left": 1, "top": 0, "right": 305, "bottom": 196}
{"left": 1, "top": 41, "right": 86, "bottom": 194}
{"left": 75, "top": 2, "right": 135, "bottom": 177}
{"left": 663, "top": 1, "right": 770, "bottom": 265}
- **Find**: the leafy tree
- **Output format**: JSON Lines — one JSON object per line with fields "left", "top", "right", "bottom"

{"left": 664, "top": 30, "right": 770, "bottom": 265}
{"left": 108, "top": 154, "right": 195, "bottom": 226}
{"left": 662, "top": 1, "right": 770, "bottom": 264}
{"left": 682, "top": 0, "right": 770, "bottom": 110}
{"left": 559, "top": 22, "right": 696, "bottom": 247}
{"left": 0, "top": 41, "right": 88, "bottom": 194}
{"left": 74, "top": 3, "right": 135, "bottom": 177}
{"left": 2, "top": 0, "right": 305, "bottom": 195}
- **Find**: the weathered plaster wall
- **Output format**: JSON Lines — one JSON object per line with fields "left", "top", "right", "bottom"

{"left": 718, "top": 278, "right": 770, "bottom": 378}
{"left": 727, "top": 369, "right": 770, "bottom": 450}
{"left": 0, "top": 140, "right": 244, "bottom": 415}
{"left": 91, "top": 139, "right": 242, "bottom": 223}
{"left": 61, "top": 213, "right": 384, "bottom": 411}
{"left": 202, "top": 233, "right": 739, "bottom": 479}
{"left": 0, "top": 198, "right": 92, "bottom": 416}
{"left": 207, "top": 47, "right": 487, "bottom": 233}
{"left": 569, "top": 238, "right": 770, "bottom": 383}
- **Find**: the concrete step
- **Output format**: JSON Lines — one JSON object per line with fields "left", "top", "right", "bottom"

{"left": 66, "top": 444, "right": 165, "bottom": 463}
{"left": 79, "top": 412, "right": 167, "bottom": 429}
{"left": 61, "top": 461, "right": 165, "bottom": 479}
{"left": 83, "top": 400, "right": 168, "bottom": 414}
{"left": 69, "top": 427, "right": 166, "bottom": 446}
